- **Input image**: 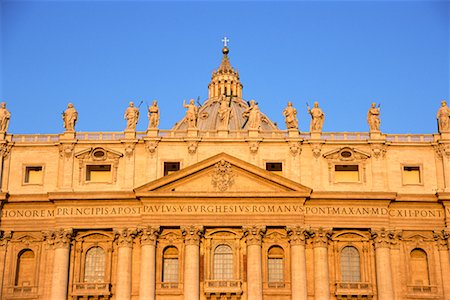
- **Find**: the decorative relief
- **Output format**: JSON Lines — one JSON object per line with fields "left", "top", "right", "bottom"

{"left": 288, "top": 141, "right": 302, "bottom": 156}
{"left": 308, "top": 227, "right": 331, "bottom": 248}
{"left": 248, "top": 141, "right": 260, "bottom": 154}
{"left": 323, "top": 146, "right": 371, "bottom": 161}
{"left": 0, "top": 142, "right": 12, "bottom": 158}
{"left": 371, "top": 228, "right": 394, "bottom": 249}
{"left": 211, "top": 160, "right": 234, "bottom": 192}
{"left": 59, "top": 143, "right": 75, "bottom": 159}
{"left": 433, "top": 230, "right": 449, "bottom": 251}
{"left": 145, "top": 139, "right": 160, "bottom": 154}
{"left": 186, "top": 140, "right": 199, "bottom": 154}
{"left": 286, "top": 226, "right": 307, "bottom": 246}
{"left": 139, "top": 226, "right": 160, "bottom": 246}
{"left": 0, "top": 231, "right": 12, "bottom": 248}
{"left": 123, "top": 142, "right": 136, "bottom": 158}
{"left": 182, "top": 225, "right": 204, "bottom": 246}
{"left": 371, "top": 143, "right": 386, "bottom": 159}
{"left": 435, "top": 144, "right": 450, "bottom": 159}
{"left": 45, "top": 228, "right": 73, "bottom": 249}
{"left": 115, "top": 228, "right": 138, "bottom": 248}
{"left": 243, "top": 225, "right": 266, "bottom": 246}
{"left": 311, "top": 143, "right": 322, "bottom": 159}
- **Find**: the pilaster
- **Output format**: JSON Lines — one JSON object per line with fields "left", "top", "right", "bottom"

{"left": 115, "top": 228, "right": 137, "bottom": 300}
{"left": 50, "top": 228, "right": 73, "bottom": 300}
{"left": 182, "top": 225, "right": 203, "bottom": 300}
{"left": 371, "top": 229, "right": 394, "bottom": 300}
{"left": 287, "top": 226, "right": 308, "bottom": 300}
{"left": 139, "top": 226, "right": 160, "bottom": 300}
{"left": 243, "top": 225, "right": 265, "bottom": 300}
{"left": 309, "top": 228, "right": 331, "bottom": 300}
{"left": 434, "top": 230, "right": 450, "bottom": 299}
{"left": 0, "top": 231, "right": 11, "bottom": 299}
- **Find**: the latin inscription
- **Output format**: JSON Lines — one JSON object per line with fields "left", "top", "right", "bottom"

{"left": 0, "top": 205, "right": 444, "bottom": 219}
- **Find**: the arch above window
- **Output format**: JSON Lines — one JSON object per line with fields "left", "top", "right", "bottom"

{"left": 84, "top": 246, "right": 106, "bottom": 283}
{"left": 15, "top": 249, "right": 35, "bottom": 286}
{"left": 213, "top": 244, "right": 233, "bottom": 280}
{"left": 410, "top": 248, "right": 429, "bottom": 286}
{"left": 163, "top": 246, "right": 179, "bottom": 284}
{"left": 341, "top": 246, "right": 361, "bottom": 283}
{"left": 268, "top": 246, "right": 284, "bottom": 284}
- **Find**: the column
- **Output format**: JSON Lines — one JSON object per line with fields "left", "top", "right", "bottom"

{"left": 182, "top": 225, "right": 203, "bottom": 300}
{"left": 310, "top": 228, "right": 330, "bottom": 300}
{"left": 50, "top": 229, "right": 73, "bottom": 300}
{"left": 435, "top": 231, "right": 450, "bottom": 299}
{"left": 371, "top": 229, "right": 394, "bottom": 300}
{"left": 287, "top": 226, "right": 308, "bottom": 299}
{"left": 0, "top": 231, "right": 11, "bottom": 299}
{"left": 115, "top": 228, "right": 137, "bottom": 300}
{"left": 243, "top": 225, "right": 266, "bottom": 300}
{"left": 139, "top": 226, "right": 160, "bottom": 300}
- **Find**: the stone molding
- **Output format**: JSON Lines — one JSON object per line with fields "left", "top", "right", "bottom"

{"left": 433, "top": 230, "right": 449, "bottom": 251}
{"left": 286, "top": 226, "right": 307, "bottom": 246}
{"left": 46, "top": 228, "right": 73, "bottom": 249}
{"left": 0, "top": 231, "right": 12, "bottom": 249}
{"left": 115, "top": 228, "right": 138, "bottom": 248}
{"left": 139, "top": 226, "right": 160, "bottom": 246}
{"left": 308, "top": 227, "right": 331, "bottom": 248}
{"left": 181, "top": 225, "right": 204, "bottom": 246}
{"left": 371, "top": 229, "right": 394, "bottom": 249}
{"left": 243, "top": 225, "right": 266, "bottom": 246}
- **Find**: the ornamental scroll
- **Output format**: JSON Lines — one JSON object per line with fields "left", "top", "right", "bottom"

{"left": 211, "top": 160, "right": 234, "bottom": 192}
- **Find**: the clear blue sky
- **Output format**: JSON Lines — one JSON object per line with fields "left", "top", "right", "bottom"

{"left": 1, "top": 0, "right": 449, "bottom": 134}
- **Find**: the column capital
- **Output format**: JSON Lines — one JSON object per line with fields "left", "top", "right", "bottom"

{"left": 286, "top": 226, "right": 307, "bottom": 246}
{"left": 0, "top": 230, "right": 12, "bottom": 249}
{"left": 139, "top": 226, "right": 160, "bottom": 246}
{"left": 115, "top": 228, "right": 138, "bottom": 248}
{"left": 243, "top": 225, "right": 266, "bottom": 246}
{"left": 308, "top": 227, "right": 331, "bottom": 248}
{"left": 371, "top": 228, "right": 394, "bottom": 249}
{"left": 181, "top": 225, "right": 204, "bottom": 246}
{"left": 434, "top": 230, "right": 450, "bottom": 250}
{"left": 46, "top": 228, "right": 73, "bottom": 249}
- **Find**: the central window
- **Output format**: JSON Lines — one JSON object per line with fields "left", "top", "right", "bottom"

{"left": 341, "top": 246, "right": 361, "bottom": 282}
{"left": 84, "top": 247, "right": 106, "bottom": 283}
{"left": 213, "top": 244, "right": 233, "bottom": 280}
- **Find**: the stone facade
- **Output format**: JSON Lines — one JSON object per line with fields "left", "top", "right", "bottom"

{"left": 0, "top": 45, "right": 450, "bottom": 300}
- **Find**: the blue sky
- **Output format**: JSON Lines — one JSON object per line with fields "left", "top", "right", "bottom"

{"left": 1, "top": 0, "right": 449, "bottom": 134}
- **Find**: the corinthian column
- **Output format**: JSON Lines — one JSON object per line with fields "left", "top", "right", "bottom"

{"left": 139, "top": 226, "right": 160, "bottom": 300}
{"left": 310, "top": 228, "right": 331, "bottom": 300}
{"left": 287, "top": 226, "right": 308, "bottom": 299}
{"left": 243, "top": 225, "right": 266, "bottom": 300}
{"left": 50, "top": 229, "right": 73, "bottom": 300}
{"left": 434, "top": 230, "right": 450, "bottom": 299}
{"left": 182, "top": 225, "right": 203, "bottom": 300}
{"left": 115, "top": 228, "right": 137, "bottom": 300}
{"left": 0, "top": 231, "right": 11, "bottom": 299}
{"left": 371, "top": 229, "right": 394, "bottom": 300}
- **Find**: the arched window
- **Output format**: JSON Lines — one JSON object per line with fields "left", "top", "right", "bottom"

{"left": 341, "top": 246, "right": 361, "bottom": 282}
{"left": 15, "top": 249, "right": 35, "bottom": 286}
{"left": 213, "top": 244, "right": 233, "bottom": 280}
{"left": 162, "top": 246, "right": 179, "bottom": 283}
{"left": 410, "top": 248, "right": 429, "bottom": 285}
{"left": 84, "top": 247, "right": 106, "bottom": 283}
{"left": 268, "top": 246, "right": 284, "bottom": 284}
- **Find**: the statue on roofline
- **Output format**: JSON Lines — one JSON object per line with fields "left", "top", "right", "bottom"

{"left": 218, "top": 95, "right": 232, "bottom": 130}
{"left": 62, "top": 103, "right": 78, "bottom": 132}
{"left": 148, "top": 100, "right": 159, "bottom": 129}
{"left": 243, "top": 99, "right": 261, "bottom": 130}
{"left": 183, "top": 99, "right": 198, "bottom": 129}
{"left": 367, "top": 102, "right": 381, "bottom": 132}
{"left": 124, "top": 101, "right": 139, "bottom": 131}
{"left": 283, "top": 101, "right": 298, "bottom": 130}
{"left": 0, "top": 102, "right": 10, "bottom": 133}
{"left": 307, "top": 101, "right": 324, "bottom": 132}
{"left": 437, "top": 100, "right": 450, "bottom": 133}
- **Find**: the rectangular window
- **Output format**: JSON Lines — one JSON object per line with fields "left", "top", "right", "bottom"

{"left": 335, "top": 165, "right": 359, "bottom": 183}
{"left": 403, "top": 166, "right": 421, "bottom": 185}
{"left": 266, "top": 162, "right": 283, "bottom": 175}
{"left": 24, "top": 166, "right": 43, "bottom": 184}
{"left": 164, "top": 162, "right": 180, "bottom": 176}
{"left": 86, "top": 165, "right": 112, "bottom": 183}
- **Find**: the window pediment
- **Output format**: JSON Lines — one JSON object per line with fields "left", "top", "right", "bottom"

{"left": 323, "top": 147, "right": 370, "bottom": 162}
{"left": 75, "top": 147, "right": 123, "bottom": 161}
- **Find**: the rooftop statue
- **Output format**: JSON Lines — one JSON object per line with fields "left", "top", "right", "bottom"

{"left": 0, "top": 102, "right": 11, "bottom": 133}
{"left": 437, "top": 100, "right": 450, "bottom": 133}
{"left": 183, "top": 99, "right": 198, "bottom": 129}
{"left": 307, "top": 101, "right": 324, "bottom": 132}
{"left": 62, "top": 103, "right": 78, "bottom": 132}
{"left": 218, "top": 95, "right": 232, "bottom": 130}
{"left": 148, "top": 100, "right": 159, "bottom": 129}
{"left": 243, "top": 100, "right": 261, "bottom": 130}
{"left": 124, "top": 101, "right": 139, "bottom": 131}
{"left": 283, "top": 101, "right": 298, "bottom": 130}
{"left": 367, "top": 102, "right": 381, "bottom": 132}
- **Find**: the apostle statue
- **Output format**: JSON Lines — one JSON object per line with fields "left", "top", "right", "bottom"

{"left": 62, "top": 103, "right": 78, "bottom": 132}
{"left": 283, "top": 101, "right": 298, "bottom": 130}
{"left": 147, "top": 100, "right": 159, "bottom": 129}
{"left": 124, "top": 101, "right": 139, "bottom": 131}
{"left": 437, "top": 100, "right": 450, "bottom": 133}
{"left": 367, "top": 102, "right": 381, "bottom": 132}
{"left": 243, "top": 99, "right": 261, "bottom": 130}
{"left": 183, "top": 99, "right": 198, "bottom": 129}
{"left": 0, "top": 102, "right": 11, "bottom": 133}
{"left": 307, "top": 101, "right": 324, "bottom": 132}
{"left": 218, "top": 95, "right": 232, "bottom": 130}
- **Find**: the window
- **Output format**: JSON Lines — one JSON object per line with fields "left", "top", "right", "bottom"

{"left": 162, "top": 246, "right": 179, "bottom": 284}
{"left": 84, "top": 247, "right": 106, "bottom": 283}
{"left": 341, "top": 246, "right": 361, "bottom": 282}
{"left": 268, "top": 246, "right": 284, "bottom": 285}
{"left": 164, "top": 162, "right": 180, "bottom": 176}
{"left": 266, "top": 162, "right": 282, "bottom": 175}
{"left": 15, "top": 249, "right": 35, "bottom": 286}
{"left": 213, "top": 244, "right": 233, "bottom": 280}
{"left": 335, "top": 165, "right": 359, "bottom": 182}
{"left": 403, "top": 166, "right": 421, "bottom": 185}
{"left": 410, "top": 249, "right": 429, "bottom": 285}
{"left": 24, "top": 166, "right": 43, "bottom": 184}
{"left": 86, "top": 165, "right": 111, "bottom": 182}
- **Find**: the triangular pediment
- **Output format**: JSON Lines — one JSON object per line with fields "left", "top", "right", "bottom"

{"left": 135, "top": 153, "right": 311, "bottom": 196}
